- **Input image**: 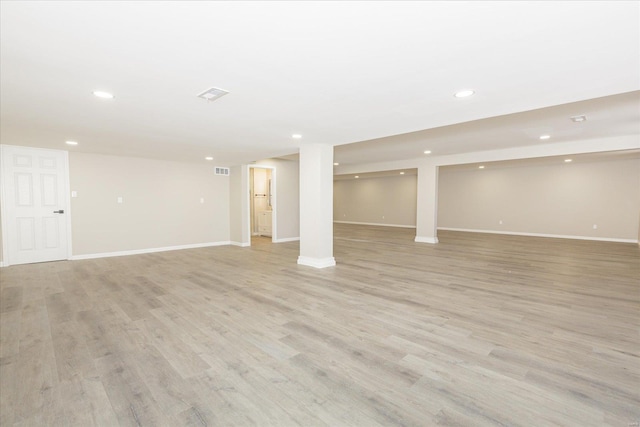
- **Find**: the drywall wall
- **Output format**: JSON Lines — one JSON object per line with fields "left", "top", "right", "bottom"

{"left": 438, "top": 157, "right": 640, "bottom": 241}
{"left": 0, "top": 209, "right": 3, "bottom": 265}
{"left": 228, "top": 164, "right": 248, "bottom": 245}
{"left": 334, "top": 174, "right": 417, "bottom": 227}
{"left": 256, "top": 158, "right": 300, "bottom": 241}
{"left": 69, "top": 152, "right": 230, "bottom": 256}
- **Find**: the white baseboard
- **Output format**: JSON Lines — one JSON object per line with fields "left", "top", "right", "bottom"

{"left": 415, "top": 236, "right": 439, "bottom": 244}
{"left": 229, "top": 241, "right": 250, "bottom": 247}
{"left": 334, "top": 221, "right": 416, "bottom": 229}
{"left": 70, "top": 241, "right": 231, "bottom": 261}
{"left": 297, "top": 256, "right": 336, "bottom": 268}
{"left": 437, "top": 227, "right": 638, "bottom": 244}
{"left": 0, "top": 261, "right": 7, "bottom": 268}
{"left": 274, "top": 237, "right": 300, "bottom": 243}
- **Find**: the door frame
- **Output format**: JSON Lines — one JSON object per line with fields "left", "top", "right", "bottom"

{"left": 0, "top": 144, "right": 73, "bottom": 267}
{"left": 246, "top": 165, "right": 276, "bottom": 245}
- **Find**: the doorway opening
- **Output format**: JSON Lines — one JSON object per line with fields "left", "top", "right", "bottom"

{"left": 248, "top": 166, "right": 275, "bottom": 245}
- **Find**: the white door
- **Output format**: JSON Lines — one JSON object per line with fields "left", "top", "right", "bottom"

{"left": 1, "top": 145, "right": 70, "bottom": 265}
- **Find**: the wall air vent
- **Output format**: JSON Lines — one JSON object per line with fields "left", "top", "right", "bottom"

{"left": 215, "top": 167, "right": 230, "bottom": 176}
{"left": 197, "top": 87, "right": 229, "bottom": 102}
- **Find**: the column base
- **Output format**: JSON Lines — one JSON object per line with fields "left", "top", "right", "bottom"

{"left": 415, "top": 236, "right": 439, "bottom": 244}
{"left": 297, "top": 256, "right": 336, "bottom": 268}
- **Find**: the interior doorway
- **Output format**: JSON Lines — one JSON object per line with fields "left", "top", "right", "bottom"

{"left": 248, "top": 166, "right": 275, "bottom": 244}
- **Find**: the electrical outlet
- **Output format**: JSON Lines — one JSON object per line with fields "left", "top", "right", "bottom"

{"left": 200, "top": 197, "right": 205, "bottom": 204}
{"left": 117, "top": 196, "right": 123, "bottom": 204}
{"left": 499, "top": 220, "right": 503, "bottom": 225}
{"left": 593, "top": 224, "right": 598, "bottom": 230}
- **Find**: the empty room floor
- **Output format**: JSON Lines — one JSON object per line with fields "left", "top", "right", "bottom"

{"left": 1, "top": 224, "right": 638, "bottom": 426}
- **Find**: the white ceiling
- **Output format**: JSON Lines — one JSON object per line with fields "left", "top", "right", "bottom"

{"left": 334, "top": 149, "right": 640, "bottom": 181}
{"left": 1, "top": 1, "right": 639, "bottom": 166}
{"left": 334, "top": 91, "right": 640, "bottom": 165}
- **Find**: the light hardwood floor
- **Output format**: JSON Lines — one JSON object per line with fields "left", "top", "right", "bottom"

{"left": 1, "top": 224, "right": 639, "bottom": 426}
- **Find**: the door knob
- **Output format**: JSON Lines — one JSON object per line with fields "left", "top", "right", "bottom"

{"left": 53, "top": 210, "right": 64, "bottom": 214}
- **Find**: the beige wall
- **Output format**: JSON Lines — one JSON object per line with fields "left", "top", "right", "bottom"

{"left": 0, "top": 208, "right": 3, "bottom": 264}
{"left": 228, "top": 165, "right": 247, "bottom": 245}
{"left": 256, "top": 158, "right": 300, "bottom": 240}
{"left": 334, "top": 174, "right": 417, "bottom": 227}
{"left": 438, "top": 158, "right": 640, "bottom": 241}
{"left": 69, "top": 152, "right": 230, "bottom": 255}
{"left": 228, "top": 159, "right": 299, "bottom": 245}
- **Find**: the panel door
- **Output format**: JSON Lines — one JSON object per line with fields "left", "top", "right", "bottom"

{"left": 1, "top": 145, "right": 70, "bottom": 265}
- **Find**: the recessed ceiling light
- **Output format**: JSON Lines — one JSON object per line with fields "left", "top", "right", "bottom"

{"left": 400, "top": 172, "right": 405, "bottom": 175}
{"left": 423, "top": 150, "right": 432, "bottom": 154}
{"left": 292, "top": 134, "right": 302, "bottom": 139}
{"left": 197, "top": 87, "right": 229, "bottom": 102}
{"left": 93, "top": 90, "right": 114, "bottom": 99}
{"left": 205, "top": 156, "right": 213, "bottom": 161}
{"left": 478, "top": 165, "right": 485, "bottom": 169}
{"left": 570, "top": 115, "right": 587, "bottom": 122}
{"left": 564, "top": 159, "right": 572, "bottom": 163}
{"left": 65, "top": 140, "right": 78, "bottom": 146}
{"left": 454, "top": 89, "right": 475, "bottom": 98}
{"left": 539, "top": 135, "right": 551, "bottom": 140}
{"left": 333, "top": 162, "right": 339, "bottom": 166}
{"left": 355, "top": 175, "right": 359, "bottom": 179}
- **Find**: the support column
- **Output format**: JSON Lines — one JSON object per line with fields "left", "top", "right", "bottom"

{"left": 229, "top": 164, "right": 250, "bottom": 246}
{"left": 298, "top": 143, "right": 336, "bottom": 268}
{"left": 415, "top": 162, "right": 439, "bottom": 244}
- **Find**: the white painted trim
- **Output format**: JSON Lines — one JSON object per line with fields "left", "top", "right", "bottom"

{"left": 415, "top": 236, "right": 439, "bottom": 244}
{"left": 0, "top": 261, "right": 7, "bottom": 268}
{"left": 273, "top": 237, "right": 300, "bottom": 243}
{"left": 437, "top": 227, "right": 638, "bottom": 244}
{"left": 334, "top": 220, "right": 416, "bottom": 229}
{"left": 70, "top": 241, "right": 231, "bottom": 260}
{"left": 230, "top": 241, "right": 251, "bottom": 247}
{"left": 297, "top": 256, "right": 336, "bottom": 268}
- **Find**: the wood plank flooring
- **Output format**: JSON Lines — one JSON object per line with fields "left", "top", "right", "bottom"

{"left": 1, "top": 224, "right": 639, "bottom": 426}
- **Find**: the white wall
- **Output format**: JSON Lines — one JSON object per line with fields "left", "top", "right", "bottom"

{"left": 334, "top": 174, "right": 417, "bottom": 227}
{"left": 69, "top": 152, "right": 230, "bottom": 256}
{"left": 438, "top": 158, "right": 640, "bottom": 241}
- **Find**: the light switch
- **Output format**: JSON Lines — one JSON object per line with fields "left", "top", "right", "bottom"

{"left": 117, "top": 196, "right": 123, "bottom": 204}
{"left": 200, "top": 197, "right": 205, "bottom": 204}
{"left": 71, "top": 191, "right": 78, "bottom": 198}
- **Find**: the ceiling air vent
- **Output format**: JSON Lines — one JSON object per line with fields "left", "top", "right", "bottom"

{"left": 197, "top": 87, "right": 229, "bottom": 102}
{"left": 215, "top": 167, "right": 230, "bottom": 176}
